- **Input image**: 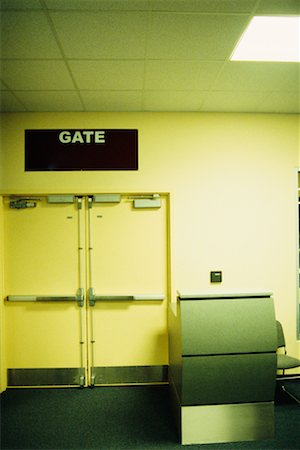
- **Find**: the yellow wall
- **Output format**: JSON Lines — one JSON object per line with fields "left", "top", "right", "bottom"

{"left": 0, "top": 112, "right": 299, "bottom": 386}
{"left": 0, "top": 196, "right": 6, "bottom": 392}
{"left": 0, "top": 115, "right": 3, "bottom": 390}
{"left": 0, "top": 115, "right": 3, "bottom": 192}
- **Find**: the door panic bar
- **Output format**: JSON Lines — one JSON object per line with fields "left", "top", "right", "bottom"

{"left": 7, "top": 295, "right": 76, "bottom": 301}
{"left": 7, "top": 288, "right": 84, "bottom": 306}
{"left": 6, "top": 290, "right": 164, "bottom": 305}
{"left": 88, "top": 288, "right": 164, "bottom": 306}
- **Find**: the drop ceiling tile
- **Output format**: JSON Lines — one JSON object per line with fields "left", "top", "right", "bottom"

{"left": 256, "top": 0, "right": 300, "bottom": 14}
{"left": 0, "top": 81, "right": 8, "bottom": 89}
{"left": 15, "top": 91, "right": 84, "bottom": 111}
{"left": 1, "top": 60, "right": 75, "bottom": 90}
{"left": 145, "top": 60, "right": 223, "bottom": 90}
{"left": 143, "top": 90, "right": 206, "bottom": 111}
{"left": 0, "top": 0, "right": 42, "bottom": 9}
{"left": 51, "top": 11, "right": 148, "bottom": 59}
{"left": 45, "top": 0, "right": 151, "bottom": 10}
{"left": 0, "top": 11, "right": 62, "bottom": 59}
{"left": 147, "top": 13, "right": 249, "bottom": 60}
{"left": 69, "top": 60, "right": 145, "bottom": 90}
{"left": 0, "top": 91, "right": 26, "bottom": 112}
{"left": 257, "top": 91, "right": 300, "bottom": 114}
{"left": 150, "top": 0, "right": 257, "bottom": 13}
{"left": 214, "top": 62, "right": 299, "bottom": 91}
{"left": 81, "top": 90, "right": 143, "bottom": 111}
{"left": 201, "top": 90, "right": 268, "bottom": 112}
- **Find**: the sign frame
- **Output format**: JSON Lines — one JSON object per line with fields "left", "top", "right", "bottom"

{"left": 25, "top": 129, "right": 138, "bottom": 171}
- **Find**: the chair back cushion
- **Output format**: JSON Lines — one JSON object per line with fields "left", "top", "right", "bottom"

{"left": 276, "top": 320, "right": 285, "bottom": 348}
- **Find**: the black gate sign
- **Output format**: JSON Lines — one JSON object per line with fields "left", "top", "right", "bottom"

{"left": 25, "top": 129, "right": 138, "bottom": 171}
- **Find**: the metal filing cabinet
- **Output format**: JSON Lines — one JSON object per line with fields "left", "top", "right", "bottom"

{"left": 168, "top": 292, "right": 277, "bottom": 445}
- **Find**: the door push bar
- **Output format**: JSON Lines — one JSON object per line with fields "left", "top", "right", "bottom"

{"left": 7, "top": 288, "right": 84, "bottom": 307}
{"left": 88, "top": 288, "right": 164, "bottom": 306}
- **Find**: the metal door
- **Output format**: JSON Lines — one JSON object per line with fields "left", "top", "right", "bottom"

{"left": 86, "top": 194, "right": 169, "bottom": 385}
{"left": 4, "top": 194, "right": 169, "bottom": 387}
{"left": 4, "top": 196, "right": 86, "bottom": 387}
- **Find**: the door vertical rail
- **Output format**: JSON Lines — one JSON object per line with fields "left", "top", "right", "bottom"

{"left": 87, "top": 196, "right": 96, "bottom": 386}
{"left": 77, "top": 197, "right": 85, "bottom": 387}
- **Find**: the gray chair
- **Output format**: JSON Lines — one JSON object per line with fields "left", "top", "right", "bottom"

{"left": 276, "top": 320, "right": 300, "bottom": 375}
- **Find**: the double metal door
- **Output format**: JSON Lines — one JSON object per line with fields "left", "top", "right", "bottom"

{"left": 4, "top": 194, "right": 168, "bottom": 387}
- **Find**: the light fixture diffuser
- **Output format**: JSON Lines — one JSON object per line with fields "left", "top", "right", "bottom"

{"left": 230, "top": 16, "right": 300, "bottom": 62}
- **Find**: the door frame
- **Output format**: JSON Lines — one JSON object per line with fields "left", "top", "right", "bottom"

{"left": 1, "top": 192, "right": 172, "bottom": 389}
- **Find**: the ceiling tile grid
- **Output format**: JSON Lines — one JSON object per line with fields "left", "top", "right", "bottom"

{"left": 81, "top": 90, "right": 143, "bottom": 111}
{"left": 14, "top": 90, "right": 84, "bottom": 111}
{"left": 143, "top": 89, "right": 207, "bottom": 111}
{"left": 1, "top": 60, "right": 76, "bottom": 90}
{"left": 212, "top": 62, "right": 299, "bottom": 92}
{"left": 0, "top": 11, "right": 62, "bottom": 58}
{"left": 69, "top": 60, "right": 145, "bottom": 90}
{"left": 201, "top": 90, "right": 270, "bottom": 113}
{"left": 146, "top": 13, "right": 250, "bottom": 60}
{"left": 0, "top": 0, "right": 299, "bottom": 113}
{"left": 0, "top": 0, "right": 42, "bottom": 10}
{"left": 144, "top": 60, "right": 224, "bottom": 90}
{"left": 0, "top": 90, "right": 26, "bottom": 112}
{"left": 49, "top": 11, "right": 149, "bottom": 59}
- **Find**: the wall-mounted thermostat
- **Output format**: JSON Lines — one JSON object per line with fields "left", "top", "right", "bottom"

{"left": 210, "top": 271, "right": 222, "bottom": 283}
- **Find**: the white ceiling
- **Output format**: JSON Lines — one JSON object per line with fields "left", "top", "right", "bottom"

{"left": 0, "top": 0, "right": 299, "bottom": 113}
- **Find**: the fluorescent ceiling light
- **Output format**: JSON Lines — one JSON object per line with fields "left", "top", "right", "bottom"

{"left": 230, "top": 16, "right": 300, "bottom": 62}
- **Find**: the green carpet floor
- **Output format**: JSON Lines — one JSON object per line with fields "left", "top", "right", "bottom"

{"left": 1, "top": 384, "right": 300, "bottom": 449}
